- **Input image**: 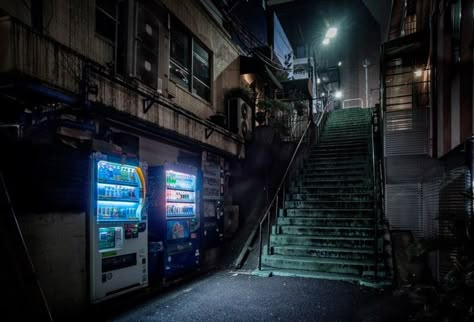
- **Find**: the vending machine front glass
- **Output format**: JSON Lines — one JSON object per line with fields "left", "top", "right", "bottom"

{"left": 165, "top": 170, "right": 196, "bottom": 219}
{"left": 96, "top": 160, "right": 144, "bottom": 222}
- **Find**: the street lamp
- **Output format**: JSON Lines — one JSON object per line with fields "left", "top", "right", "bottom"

{"left": 325, "top": 27, "right": 338, "bottom": 39}
{"left": 322, "top": 38, "right": 330, "bottom": 45}
{"left": 335, "top": 90, "right": 343, "bottom": 99}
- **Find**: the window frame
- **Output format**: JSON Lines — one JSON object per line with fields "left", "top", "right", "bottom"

{"left": 169, "top": 21, "right": 212, "bottom": 103}
{"left": 95, "top": 0, "right": 119, "bottom": 44}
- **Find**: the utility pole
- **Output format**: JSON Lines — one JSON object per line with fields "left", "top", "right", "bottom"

{"left": 363, "top": 59, "right": 370, "bottom": 108}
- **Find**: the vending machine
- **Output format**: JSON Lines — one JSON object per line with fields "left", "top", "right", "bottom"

{"left": 201, "top": 152, "right": 225, "bottom": 248}
{"left": 89, "top": 152, "right": 148, "bottom": 303}
{"left": 148, "top": 163, "right": 201, "bottom": 280}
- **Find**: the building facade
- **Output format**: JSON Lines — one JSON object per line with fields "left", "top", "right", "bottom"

{"left": 382, "top": 0, "right": 474, "bottom": 282}
{"left": 0, "top": 0, "right": 251, "bottom": 319}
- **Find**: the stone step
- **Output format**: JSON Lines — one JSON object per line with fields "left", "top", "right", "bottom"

{"left": 304, "top": 155, "right": 369, "bottom": 162}
{"left": 278, "top": 216, "right": 374, "bottom": 227}
{"left": 285, "top": 200, "right": 373, "bottom": 209}
{"left": 311, "top": 145, "right": 368, "bottom": 153}
{"left": 319, "top": 137, "right": 370, "bottom": 144}
{"left": 302, "top": 162, "right": 369, "bottom": 170}
{"left": 278, "top": 225, "right": 374, "bottom": 237}
{"left": 299, "top": 168, "right": 369, "bottom": 176}
{"left": 285, "top": 208, "right": 373, "bottom": 217}
{"left": 261, "top": 255, "right": 381, "bottom": 275}
{"left": 270, "top": 234, "right": 375, "bottom": 249}
{"left": 270, "top": 245, "right": 374, "bottom": 261}
{"left": 289, "top": 186, "right": 372, "bottom": 194}
{"left": 292, "top": 181, "right": 370, "bottom": 189}
{"left": 309, "top": 151, "right": 368, "bottom": 158}
{"left": 316, "top": 142, "right": 369, "bottom": 149}
{"left": 321, "top": 135, "right": 370, "bottom": 142}
{"left": 294, "top": 175, "right": 369, "bottom": 183}
{"left": 287, "top": 193, "right": 373, "bottom": 201}
{"left": 323, "top": 129, "right": 369, "bottom": 136}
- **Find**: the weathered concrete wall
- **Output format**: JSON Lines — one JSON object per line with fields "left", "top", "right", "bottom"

{"left": 223, "top": 126, "right": 298, "bottom": 267}
{"left": 162, "top": 0, "right": 241, "bottom": 117}
{"left": 18, "top": 212, "right": 87, "bottom": 320}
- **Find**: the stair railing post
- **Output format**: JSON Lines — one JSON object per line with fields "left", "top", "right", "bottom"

{"left": 267, "top": 210, "right": 271, "bottom": 255}
{"left": 275, "top": 194, "right": 279, "bottom": 237}
{"left": 371, "top": 112, "right": 379, "bottom": 282}
{"left": 258, "top": 221, "right": 263, "bottom": 270}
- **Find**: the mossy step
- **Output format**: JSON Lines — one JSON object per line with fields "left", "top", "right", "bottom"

{"left": 289, "top": 187, "right": 372, "bottom": 194}
{"left": 311, "top": 146, "right": 368, "bottom": 153}
{"left": 323, "top": 129, "right": 369, "bottom": 136}
{"left": 302, "top": 163, "right": 369, "bottom": 170}
{"left": 310, "top": 151, "right": 368, "bottom": 158}
{"left": 316, "top": 143, "right": 369, "bottom": 150}
{"left": 285, "top": 208, "right": 373, "bottom": 217}
{"left": 270, "top": 235, "right": 374, "bottom": 249}
{"left": 304, "top": 158, "right": 368, "bottom": 165}
{"left": 261, "top": 255, "right": 380, "bottom": 275}
{"left": 295, "top": 173, "right": 369, "bottom": 181}
{"left": 279, "top": 225, "right": 374, "bottom": 237}
{"left": 292, "top": 182, "right": 370, "bottom": 189}
{"left": 294, "top": 176, "right": 369, "bottom": 183}
{"left": 305, "top": 156, "right": 369, "bottom": 162}
{"left": 270, "top": 245, "right": 374, "bottom": 260}
{"left": 285, "top": 200, "right": 372, "bottom": 209}
{"left": 319, "top": 137, "right": 369, "bottom": 144}
{"left": 300, "top": 169, "right": 369, "bottom": 176}
{"left": 278, "top": 217, "right": 374, "bottom": 227}
{"left": 287, "top": 193, "right": 373, "bottom": 201}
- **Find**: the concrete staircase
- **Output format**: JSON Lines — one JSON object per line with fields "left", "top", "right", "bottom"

{"left": 260, "top": 108, "right": 389, "bottom": 286}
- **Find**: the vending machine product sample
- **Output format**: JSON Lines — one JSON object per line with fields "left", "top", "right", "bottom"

{"left": 148, "top": 163, "right": 201, "bottom": 280}
{"left": 89, "top": 152, "right": 148, "bottom": 303}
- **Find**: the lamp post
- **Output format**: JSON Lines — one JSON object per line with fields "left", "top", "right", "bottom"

{"left": 313, "top": 27, "right": 338, "bottom": 112}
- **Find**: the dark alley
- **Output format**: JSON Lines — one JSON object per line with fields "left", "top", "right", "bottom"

{"left": 1, "top": 0, "right": 474, "bottom": 321}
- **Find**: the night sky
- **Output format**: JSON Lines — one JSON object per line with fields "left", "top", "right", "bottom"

{"left": 362, "top": 0, "right": 392, "bottom": 39}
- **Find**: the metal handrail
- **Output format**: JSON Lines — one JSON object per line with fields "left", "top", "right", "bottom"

{"left": 257, "top": 106, "right": 329, "bottom": 270}
{"left": 370, "top": 112, "right": 378, "bottom": 282}
{"left": 370, "top": 104, "right": 385, "bottom": 282}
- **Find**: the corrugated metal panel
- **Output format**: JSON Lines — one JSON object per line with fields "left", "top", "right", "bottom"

{"left": 384, "top": 108, "right": 429, "bottom": 156}
{"left": 438, "top": 167, "right": 469, "bottom": 278}
{"left": 385, "top": 156, "right": 427, "bottom": 184}
{"left": 422, "top": 173, "right": 442, "bottom": 281}
{"left": 385, "top": 183, "right": 423, "bottom": 237}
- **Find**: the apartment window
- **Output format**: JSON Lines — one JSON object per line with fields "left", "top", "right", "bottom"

{"left": 451, "top": 0, "right": 461, "bottom": 63}
{"left": 170, "top": 24, "right": 211, "bottom": 102}
{"left": 96, "top": 0, "right": 118, "bottom": 42}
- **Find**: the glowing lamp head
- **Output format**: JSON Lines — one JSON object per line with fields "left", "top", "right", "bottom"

{"left": 322, "top": 38, "right": 330, "bottom": 46}
{"left": 335, "top": 91, "right": 343, "bottom": 99}
{"left": 414, "top": 69, "right": 423, "bottom": 77}
{"left": 325, "top": 27, "right": 338, "bottom": 39}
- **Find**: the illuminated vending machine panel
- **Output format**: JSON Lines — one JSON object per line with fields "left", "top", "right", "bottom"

{"left": 201, "top": 152, "right": 225, "bottom": 249}
{"left": 148, "top": 164, "right": 201, "bottom": 280}
{"left": 90, "top": 154, "right": 148, "bottom": 303}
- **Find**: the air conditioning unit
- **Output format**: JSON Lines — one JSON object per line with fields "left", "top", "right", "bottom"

{"left": 227, "top": 98, "right": 252, "bottom": 140}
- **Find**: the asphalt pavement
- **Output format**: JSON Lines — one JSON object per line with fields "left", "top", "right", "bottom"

{"left": 106, "top": 270, "right": 413, "bottom": 322}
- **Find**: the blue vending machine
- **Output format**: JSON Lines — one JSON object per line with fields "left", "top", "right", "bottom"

{"left": 89, "top": 152, "right": 148, "bottom": 303}
{"left": 148, "top": 163, "right": 201, "bottom": 281}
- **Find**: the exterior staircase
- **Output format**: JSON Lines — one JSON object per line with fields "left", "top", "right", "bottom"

{"left": 260, "top": 108, "right": 389, "bottom": 286}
